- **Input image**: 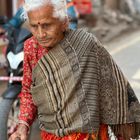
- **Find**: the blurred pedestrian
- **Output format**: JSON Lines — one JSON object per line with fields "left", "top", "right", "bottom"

{"left": 66, "top": 0, "right": 78, "bottom": 29}
{"left": 9, "top": 0, "right": 140, "bottom": 140}
{"left": 73, "top": 0, "right": 92, "bottom": 16}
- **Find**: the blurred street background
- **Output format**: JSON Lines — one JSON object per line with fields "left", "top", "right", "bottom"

{"left": 0, "top": 0, "right": 140, "bottom": 139}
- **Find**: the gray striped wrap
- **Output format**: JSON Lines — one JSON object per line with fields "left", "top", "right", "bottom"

{"left": 30, "top": 29, "right": 140, "bottom": 137}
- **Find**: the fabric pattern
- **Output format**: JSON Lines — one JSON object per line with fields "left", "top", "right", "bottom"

{"left": 40, "top": 124, "right": 109, "bottom": 140}
{"left": 19, "top": 29, "right": 140, "bottom": 139}
{"left": 18, "top": 37, "right": 48, "bottom": 125}
{"left": 31, "top": 31, "right": 100, "bottom": 137}
{"left": 41, "top": 131, "right": 91, "bottom": 140}
{"left": 97, "top": 42, "right": 140, "bottom": 124}
{"left": 30, "top": 29, "right": 140, "bottom": 137}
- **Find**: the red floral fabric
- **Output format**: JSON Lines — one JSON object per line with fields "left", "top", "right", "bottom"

{"left": 18, "top": 36, "right": 48, "bottom": 125}
{"left": 40, "top": 124, "right": 109, "bottom": 140}
{"left": 41, "top": 131, "right": 90, "bottom": 140}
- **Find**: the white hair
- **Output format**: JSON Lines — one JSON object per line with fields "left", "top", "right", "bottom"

{"left": 23, "top": 0, "right": 68, "bottom": 21}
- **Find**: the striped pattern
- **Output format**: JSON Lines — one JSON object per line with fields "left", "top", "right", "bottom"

{"left": 97, "top": 42, "right": 140, "bottom": 124}
{"left": 31, "top": 29, "right": 140, "bottom": 137}
{"left": 31, "top": 44, "right": 83, "bottom": 137}
{"left": 110, "top": 58, "right": 127, "bottom": 124}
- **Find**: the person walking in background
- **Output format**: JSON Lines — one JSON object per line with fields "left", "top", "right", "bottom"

{"left": 9, "top": 0, "right": 140, "bottom": 140}
{"left": 73, "top": 0, "right": 92, "bottom": 16}
{"left": 66, "top": 0, "right": 78, "bottom": 29}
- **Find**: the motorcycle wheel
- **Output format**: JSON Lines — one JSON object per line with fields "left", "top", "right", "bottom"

{"left": 0, "top": 97, "right": 19, "bottom": 140}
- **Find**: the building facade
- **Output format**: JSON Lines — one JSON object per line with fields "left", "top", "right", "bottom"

{"left": 0, "top": 0, "right": 19, "bottom": 18}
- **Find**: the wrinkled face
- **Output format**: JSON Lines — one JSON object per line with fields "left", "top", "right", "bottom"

{"left": 28, "top": 5, "right": 66, "bottom": 47}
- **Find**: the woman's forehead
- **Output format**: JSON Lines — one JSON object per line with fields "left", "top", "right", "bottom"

{"left": 28, "top": 5, "right": 54, "bottom": 19}
{"left": 27, "top": 6, "right": 60, "bottom": 25}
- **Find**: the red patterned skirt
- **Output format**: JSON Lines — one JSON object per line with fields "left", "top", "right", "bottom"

{"left": 41, "top": 124, "right": 109, "bottom": 140}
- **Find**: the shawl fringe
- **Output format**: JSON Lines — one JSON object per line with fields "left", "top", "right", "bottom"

{"left": 110, "top": 123, "right": 140, "bottom": 140}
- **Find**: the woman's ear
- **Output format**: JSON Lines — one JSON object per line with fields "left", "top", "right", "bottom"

{"left": 62, "top": 18, "right": 69, "bottom": 31}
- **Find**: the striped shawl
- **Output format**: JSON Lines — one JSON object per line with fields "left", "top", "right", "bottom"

{"left": 30, "top": 29, "right": 140, "bottom": 138}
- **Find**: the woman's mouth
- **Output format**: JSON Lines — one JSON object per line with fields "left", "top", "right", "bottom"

{"left": 39, "top": 39, "right": 51, "bottom": 43}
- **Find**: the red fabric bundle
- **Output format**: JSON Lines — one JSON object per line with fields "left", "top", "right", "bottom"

{"left": 41, "top": 131, "right": 89, "bottom": 140}
{"left": 40, "top": 124, "right": 109, "bottom": 140}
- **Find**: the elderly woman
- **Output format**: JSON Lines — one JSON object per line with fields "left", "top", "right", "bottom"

{"left": 9, "top": 0, "right": 140, "bottom": 140}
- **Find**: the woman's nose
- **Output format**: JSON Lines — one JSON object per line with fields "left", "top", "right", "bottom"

{"left": 38, "top": 27, "right": 46, "bottom": 38}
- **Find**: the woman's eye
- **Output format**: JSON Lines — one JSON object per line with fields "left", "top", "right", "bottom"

{"left": 43, "top": 24, "right": 50, "bottom": 28}
{"left": 31, "top": 25, "right": 37, "bottom": 29}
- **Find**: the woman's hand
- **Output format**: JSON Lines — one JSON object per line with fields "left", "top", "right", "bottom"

{"left": 9, "top": 124, "right": 29, "bottom": 140}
